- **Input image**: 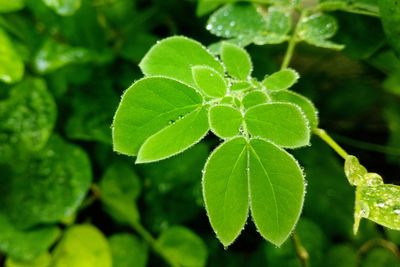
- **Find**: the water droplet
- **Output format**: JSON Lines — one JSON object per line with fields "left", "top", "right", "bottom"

{"left": 168, "top": 120, "right": 174, "bottom": 125}
{"left": 224, "top": 30, "right": 231, "bottom": 36}
{"left": 217, "top": 25, "right": 223, "bottom": 31}
{"left": 206, "top": 24, "right": 212, "bottom": 30}
{"left": 229, "top": 21, "right": 235, "bottom": 27}
{"left": 394, "top": 209, "right": 400, "bottom": 215}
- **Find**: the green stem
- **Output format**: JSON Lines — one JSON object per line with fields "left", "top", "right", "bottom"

{"left": 291, "top": 232, "right": 310, "bottom": 267}
{"left": 281, "top": 11, "right": 305, "bottom": 69}
{"left": 357, "top": 238, "right": 400, "bottom": 265}
{"left": 129, "top": 221, "right": 180, "bottom": 267}
{"left": 313, "top": 128, "right": 349, "bottom": 159}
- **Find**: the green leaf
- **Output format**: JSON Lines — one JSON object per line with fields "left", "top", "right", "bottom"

{"left": 325, "top": 245, "right": 357, "bottom": 267}
{"left": 248, "top": 139, "right": 305, "bottom": 246}
{"left": 270, "top": 90, "right": 319, "bottom": 129}
{"left": 137, "top": 106, "right": 209, "bottom": 163}
{"left": 0, "top": 78, "right": 56, "bottom": 162}
{"left": 139, "top": 36, "right": 224, "bottom": 86}
{"left": 192, "top": 65, "right": 227, "bottom": 97}
{"left": 262, "top": 69, "right": 299, "bottom": 91}
{"left": 51, "top": 225, "right": 112, "bottom": 267}
{"left": 361, "top": 248, "right": 400, "bottom": 267}
{"left": 99, "top": 162, "right": 141, "bottom": 224}
{"left": 344, "top": 155, "right": 368, "bottom": 186}
{"left": 354, "top": 184, "right": 400, "bottom": 234}
{"left": 33, "top": 38, "right": 91, "bottom": 74}
{"left": 206, "top": 3, "right": 266, "bottom": 39}
{"left": 221, "top": 42, "right": 252, "bottom": 80}
{"left": 42, "top": 0, "right": 81, "bottom": 16}
{"left": 109, "top": 233, "right": 148, "bottom": 267}
{"left": 242, "top": 91, "right": 269, "bottom": 109}
{"left": 208, "top": 105, "right": 242, "bottom": 138}
{"left": 230, "top": 80, "right": 253, "bottom": 91}
{"left": 245, "top": 103, "right": 310, "bottom": 148}
{"left": 0, "top": 0, "right": 24, "bottom": 13}
{"left": 203, "top": 137, "right": 249, "bottom": 247}
{"left": 5, "top": 253, "right": 51, "bottom": 267}
{"left": 253, "top": 7, "right": 291, "bottom": 45}
{"left": 0, "top": 136, "right": 92, "bottom": 228}
{"left": 112, "top": 77, "right": 203, "bottom": 156}
{"left": 0, "top": 27, "right": 24, "bottom": 84}
{"left": 379, "top": 0, "right": 400, "bottom": 58}
{"left": 156, "top": 226, "right": 208, "bottom": 267}
{"left": 0, "top": 214, "right": 60, "bottom": 261}
{"left": 298, "top": 13, "right": 344, "bottom": 50}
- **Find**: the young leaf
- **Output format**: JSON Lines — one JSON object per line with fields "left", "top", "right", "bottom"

{"left": 248, "top": 139, "right": 305, "bottom": 246}
{"left": 221, "top": 42, "right": 252, "bottom": 80}
{"left": 112, "top": 77, "right": 203, "bottom": 156}
{"left": 206, "top": 3, "right": 267, "bottom": 41}
{"left": 139, "top": 36, "right": 224, "bottom": 86}
{"left": 298, "top": 13, "right": 344, "bottom": 50}
{"left": 203, "top": 137, "right": 249, "bottom": 247}
{"left": 136, "top": 107, "right": 209, "bottom": 163}
{"left": 242, "top": 91, "right": 269, "bottom": 109}
{"left": 208, "top": 105, "right": 242, "bottom": 138}
{"left": 262, "top": 69, "right": 299, "bottom": 91}
{"left": 245, "top": 103, "right": 310, "bottom": 148}
{"left": 99, "top": 162, "right": 141, "bottom": 224}
{"left": 270, "top": 90, "right": 319, "bottom": 129}
{"left": 192, "top": 65, "right": 227, "bottom": 97}
{"left": 109, "top": 233, "right": 148, "bottom": 267}
{"left": 0, "top": 28, "right": 24, "bottom": 84}
{"left": 51, "top": 225, "right": 112, "bottom": 267}
{"left": 0, "top": 214, "right": 60, "bottom": 261}
{"left": 156, "top": 226, "right": 208, "bottom": 267}
{"left": 230, "top": 80, "right": 252, "bottom": 91}
{"left": 354, "top": 184, "right": 400, "bottom": 234}
{"left": 344, "top": 155, "right": 367, "bottom": 186}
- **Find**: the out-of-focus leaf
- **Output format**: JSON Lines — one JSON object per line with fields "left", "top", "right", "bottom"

{"left": 0, "top": 78, "right": 56, "bottom": 162}
{"left": 0, "top": 0, "right": 24, "bottom": 13}
{"left": 0, "top": 27, "right": 24, "bottom": 84}
{"left": 0, "top": 214, "right": 59, "bottom": 261}
{"left": 298, "top": 13, "right": 344, "bottom": 50}
{"left": 361, "top": 247, "right": 400, "bottom": 267}
{"left": 99, "top": 162, "right": 141, "bottom": 225}
{"left": 33, "top": 38, "right": 92, "bottom": 74}
{"left": 324, "top": 245, "right": 357, "bottom": 267}
{"left": 42, "top": 0, "right": 81, "bottom": 16}
{"left": 156, "top": 226, "right": 208, "bottom": 267}
{"left": 0, "top": 136, "right": 92, "bottom": 229}
{"left": 109, "top": 233, "right": 148, "bottom": 267}
{"left": 119, "top": 33, "right": 158, "bottom": 62}
{"left": 379, "top": 0, "right": 400, "bottom": 58}
{"left": 5, "top": 253, "right": 51, "bottom": 267}
{"left": 51, "top": 224, "right": 112, "bottom": 267}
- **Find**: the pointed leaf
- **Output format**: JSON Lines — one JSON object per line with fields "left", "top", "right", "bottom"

{"left": 156, "top": 226, "right": 208, "bottom": 267}
{"left": 270, "top": 90, "right": 319, "bottom": 129}
{"left": 242, "top": 91, "right": 269, "bottom": 109}
{"left": 192, "top": 65, "right": 227, "bottom": 97}
{"left": 221, "top": 42, "right": 252, "bottom": 80}
{"left": 112, "top": 77, "right": 203, "bottom": 156}
{"left": 245, "top": 103, "right": 310, "bottom": 148}
{"left": 137, "top": 107, "right": 209, "bottom": 163}
{"left": 209, "top": 105, "right": 242, "bottom": 138}
{"left": 203, "top": 137, "right": 249, "bottom": 247}
{"left": 262, "top": 69, "right": 299, "bottom": 91}
{"left": 354, "top": 184, "right": 400, "bottom": 233}
{"left": 248, "top": 139, "right": 305, "bottom": 246}
{"left": 0, "top": 28, "right": 24, "bottom": 84}
{"left": 139, "top": 36, "right": 224, "bottom": 86}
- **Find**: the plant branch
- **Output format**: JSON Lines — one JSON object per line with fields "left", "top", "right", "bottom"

{"left": 291, "top": 232, "right": 310, "bottom": 267}
{"left": 357, "top": 238, "right": 400, "bottom": 264}
{"left": 313, "top": 128, "right": 349, "bottom": 159}
{"left": 129, "top": 221, "right": 180, "bottom": 267}
{"left": 281, "top": 11, "right": 305, "bottom": 69}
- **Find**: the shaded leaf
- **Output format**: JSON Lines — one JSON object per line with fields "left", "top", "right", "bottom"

{"left": 379, "top": 0, "right": 400, "bottom": 58}
{"left": 109, "top": 233, "right": 148, "bottom": 267}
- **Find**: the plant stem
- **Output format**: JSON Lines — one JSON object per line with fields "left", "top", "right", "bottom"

{"left": 291, "top": 232, "right": 310, "bottom": 267}
{"left": 313, "top": 128, "right": 349, "bottom": 159}
{"left": 129, "top": 221, "right": 180, "bottom": 267}
{"left": 281, "top": 11, "right": 305, "bottom": 69}
{"left": 357, "top": 238, "right": 400, "bottom": 263}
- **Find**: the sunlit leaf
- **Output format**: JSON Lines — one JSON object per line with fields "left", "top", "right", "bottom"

{"left": 262, "top": 68, "right": 299, "bottom": 91}
{"left": 208, "top": 105, "right": 242, "bottom": 138}
{"left": 221, "top": 42, "right": 252, "bottom": 79}
{"left": 0, "top": 27, "right": 24, "bottom": 84}
{"left": 192, "top": 65, "right": 227, "bottom": 97}
{"left": 5, "top": 253, "right": 51, "bottom": 267}
{"left": 0, "top": 0, "right": 24, "bottom": 13}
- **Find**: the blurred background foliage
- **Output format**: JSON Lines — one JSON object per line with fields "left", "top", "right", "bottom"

{"left": 0, "top": 0, "right": 399, "bottom": 266}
